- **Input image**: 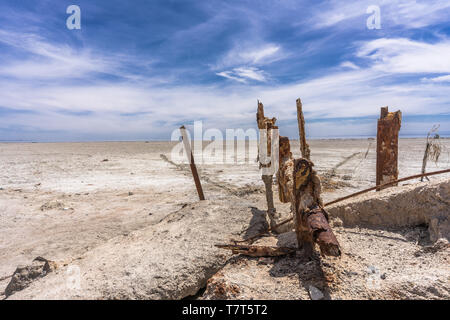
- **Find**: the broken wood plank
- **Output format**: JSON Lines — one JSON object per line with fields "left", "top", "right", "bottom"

{"left": 180, "top": 125, "right": 205, "bottom": 201}
{"left": 376, "top": 106, "right": 402, "bottom": 191}
{"left": 215, "top": 244, "right": 295, "bottom": 257}
{"left": 296, "top": 98, "right": 311, "bottom": 160}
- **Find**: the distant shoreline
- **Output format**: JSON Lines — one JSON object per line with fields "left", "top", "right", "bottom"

{"left": 1, "top": 136, "right": 449, "bottom": 144}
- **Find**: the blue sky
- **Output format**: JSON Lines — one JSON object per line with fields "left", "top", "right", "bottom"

{"left": 0, "top": 0, "right": 449, "bottom": 141}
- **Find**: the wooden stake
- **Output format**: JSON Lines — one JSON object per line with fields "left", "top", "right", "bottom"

{"left": 180, "top": 125, "right": 205, "bottom": 200}
{"left": 256, "top": 100, "right": 277, "bottom": 225}
{"left": 296, "top": 98, "right": 311, "bottom": 160}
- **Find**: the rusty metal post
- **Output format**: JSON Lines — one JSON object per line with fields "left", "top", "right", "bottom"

{"left": 180, "top": 125, "right": 205, "bottom": 200}
{"left": 296, "top": 98, "right": 311, "bottom": 160}
{"left": 376, "top": 107, "right": 402, "bottom": 191}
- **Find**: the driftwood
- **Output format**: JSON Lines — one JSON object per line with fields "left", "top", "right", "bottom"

{"left": 376, "top": 107, "right": 401, "bottom": 191}
{"left": 215, "top": 244, "right": 295, "bottom": 257}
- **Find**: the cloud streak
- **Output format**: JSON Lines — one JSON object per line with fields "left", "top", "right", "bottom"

{"left": 357, "top": 37, "right": 450, "bottom": 74}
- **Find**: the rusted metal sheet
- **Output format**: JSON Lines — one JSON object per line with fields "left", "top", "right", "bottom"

{"left": 180, "top": 125, "right": 205, "bottom": 200}
{"left": 376, "top": 107, "right": 402, "bottom": 191}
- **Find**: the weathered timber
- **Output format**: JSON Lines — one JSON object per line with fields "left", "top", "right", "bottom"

{"left": 292, "top": 158, "right": 340, "bottom": 257}
{"left": 257, "top": 100, "right": 277, "bottom": 131}
{"left": 180, "top": 125, "right": 205, "bottom": 200}
{"left": 376, "top": 107, "right": 401, "bottom": 191}
{"left": 277, "top": 136, "right": 294, "bottom": 203}
{"left": 295, "top": 206, "right": 341, "bottom": 257}
{"left": 296, "top": 98, "right": 311, "bottom": 160}
{"left": 256, "top": 100, "right": 278, "bottom": 228}
{"left": 215, "top": 244, "right": 295, "bottom": 257}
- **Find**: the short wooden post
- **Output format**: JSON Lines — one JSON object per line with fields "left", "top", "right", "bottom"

{"left": 376, "top": 107, "right": 402, "bottom": 191}
{"left": 180, "top": 125, "right": 205, "bottom": 200}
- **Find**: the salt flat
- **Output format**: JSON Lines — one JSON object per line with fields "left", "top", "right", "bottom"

{"left": 0, "top": 139, "right": 449, "bottom": 299}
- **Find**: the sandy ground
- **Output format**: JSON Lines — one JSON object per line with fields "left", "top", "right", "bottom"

{"left": 0, "top": 139, "right": 449, "bottom": 299}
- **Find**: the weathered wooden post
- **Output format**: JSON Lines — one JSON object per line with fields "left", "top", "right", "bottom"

{"left": 376, "top": 107, "right": 402, "bottom": 191}
{"left": 180, "top": 125, "right": 205, "bottom": 200}
{"left": 292, "top": 159, "right": 340, "bottom": 257}
{"left": 278, "top": 99, "right": 341, "bottom": 257}
{"left": 256, "top": 100, "right": 278, "bottom": 229}
{"left": 296, "top": 98, "right": 311, "bottom": 160}
{"left": 277, "top": 136, "right": 294, "bottom": 204}
{"left": 278, "top": 135, "right": 341, "bottom": 257}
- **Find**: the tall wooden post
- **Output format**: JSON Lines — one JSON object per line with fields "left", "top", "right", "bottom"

{"left": 256, "top": 100, "right": 278, "bottom": 228}
{"left": 376, "top": 107, "right": 402, "bottom": 191}
{"left": 180, "top": 125, "right": 205, "bottom": 200}
{"left": 296, "top": 98, "right": 311, "bottom": 160}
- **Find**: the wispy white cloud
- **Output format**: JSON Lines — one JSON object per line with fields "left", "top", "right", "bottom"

{"left": 215, "top": 43, "right": 283, "bottom": 69}
{"left": 2, "top": 32, "right": 450, "bottom": 139}
{"left": 213, "top": 42, "right": 284, "bottom": 83}
{"left": 216, "top": 71, "right": 246, "bottom": 83}
{"left": 310, "top": 0, "right": 450, "bottom": 29}
{"left": 2, "top": 63, "right": 449, "bottom": 140}
{"left": 340, "top": 61, "right": 360, "bottom": 70}
{"left": 216, "top": 67, "right": 268, "bottom": 83}
{"left": 0, "top": 30, "right": 113, "bottom": 79}
{"left": 0, "top": 29, "right": 158, "bottom": 81}
{"left": 422, "top": 74, "right": 450, "bottom": 82}
{"left": 357, "top": 37, "right": 450, "bottom": 74}
{"left": 392, "top": 0, "right": 450, "bottom": 28}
